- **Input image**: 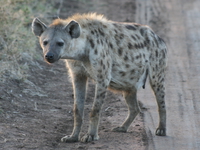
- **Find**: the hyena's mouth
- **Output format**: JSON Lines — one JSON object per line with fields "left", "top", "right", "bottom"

{"left": 44, "top": 52, "right": 60, "bottom": 64}
{"left": 44, "top": 58, "right": 56, "bottom": 64}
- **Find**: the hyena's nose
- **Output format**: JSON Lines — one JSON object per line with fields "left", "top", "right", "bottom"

{"left": 45, "top": 52, "right": 54, "bottom": 60}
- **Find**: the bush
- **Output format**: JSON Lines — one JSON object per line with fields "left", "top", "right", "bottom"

{"left": 0, "top": 0, "right": 55, "bottom": 82}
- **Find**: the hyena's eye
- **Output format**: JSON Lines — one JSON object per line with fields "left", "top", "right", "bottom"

{"left": 57, "top": 42, "right": 64, "bottom": 47}
{"left": 43, "top": 41, "right": 48, "bottom": 46}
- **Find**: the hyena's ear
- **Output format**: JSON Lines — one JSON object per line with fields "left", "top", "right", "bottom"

{"left": 64, "top": 20, "right": 80, "bottom": 38}
{"left": 32, "top": 18, "right": 47, "bottom": 37}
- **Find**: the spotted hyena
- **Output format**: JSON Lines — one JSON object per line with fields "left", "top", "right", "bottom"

{"left": 32, "top": 13, "right": 167, "bottom": 143}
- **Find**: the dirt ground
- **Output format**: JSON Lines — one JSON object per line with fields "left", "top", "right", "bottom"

{"left": 1, "top": 0, "right": 200, "bottom": 149}
{"left": 136, "top": 0, "right": 200, "bottom": 150}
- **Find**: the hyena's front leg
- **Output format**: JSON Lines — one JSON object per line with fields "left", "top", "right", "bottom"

{"left": 61, "top": 73, "right": 87, "bottom": 142}
{"left": 81, "top": 83, "right": 107, "bottom": 142}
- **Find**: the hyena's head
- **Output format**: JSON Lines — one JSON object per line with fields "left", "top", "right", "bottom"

{"left": 32, "top": 18, "right": 80, "bottom": 63}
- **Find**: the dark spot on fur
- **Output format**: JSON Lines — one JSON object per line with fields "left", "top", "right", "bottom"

{"left": 100, "top": 91, "right": 106, "bottom": 98}
{"left": 98, "top": 28, "right": 105, "bottom": 36}
{"left": 115, "top": 35, "right": 120, "bottom": 44}
{"left": 103, "top": 25, "right": 107, "bottom": 28}
{"left": 134, "top": 43, "right": 139, "bottom": 49}
{"left": 131, "top": 35, "right": 137, "bottom": 40}
{"left": 109, "top": 43, "right": 113, "bottom": 49}
{"left": 101, "top": 39, "right": 103, "bottom": 45}
{"left": 107, "top": 61, "right": 110, "bottom": 68}
{"left": 95, "top": 49, "right": 98, "bottom": 55}
{"left": 151, "top": 31, "right": 155, "bottom": 36}
{"left": 135, "top": 34, "right": 140, "bottom": 40}
{"left": 158, "top": 37, "right": 164, "bottom": 44}
{"left": 124, "top": 55, "right": 128, "bottom": 61}
{"left": 131, "top": 69, "right": 135, "bottom": 74}
{"left": 159, "top": 59, "right": 162, "bottom": 66}
{"left": 126, "top": 64, "right": 130, "bottom": 68}
{"left": 103, "top": 65, "right": 105, "bottom": 69}
{"left": 143, "top": 40, "right": 147, "bottom": 47}
{"left": 160, "top": 101, "right": 165, "bottom": 104}
{"left": 89, "top": 39, "right": 95, "bottom": 48}
{"left": 162, "top": 50, "right": 166, "bottom": 58}
{"left": 98, "top": 69, "right": 102, "bottom": 73}
{"left": 91, "top": 30, "right": 94, "bottom": 34}
{"left": 105, "top": 38, "right": 108, "bottom": 44}
{"left": 118, "top": 48, "right": 122, "bottom": 56}
{"left": 131, "top": 56, "right": 134, "bottom": 62}
{"left": 126, "top": 25, "right": 137, "bottom": 30}
{"left": 160, "top": 78, "right": 164, "bottom": 83}
{"left": 119, "top": 34, "right": 124, "bottom": 39}
{"left": 136, "top": 55, "right": 140, "bottom": 59}
{"left": 128, "top": 43, "right": 133, "bottom": 49}
{"left": 102, "top": 83, "right": 105, "bottom": 87}
{"left": 98, "top": 74, "right": 103, "bottom": 79}
{"left": 140, "top": 28, "right": 145, "bottom": 36}
{"left": 100, "top": 60, "right": 103, "bottom": 66}
{"left": 90, "top": 107, "right": 99, "bottom": 117}
{"left": 154, "top": 37, "right": 159, "bottom": 47}
{"left": 146, "top": 37, "right": 150, "bottom": 45}
{"left": 119, "top": 71, "right": 126, "bottom": 77}
{"left": 113, "top": 23, "right": 118, "bottom": 27}
{"left": 94, "top": 29, "right": 98, "bottom": 34}
{"left": 140, "top": 43, "right": 144, "bottom": 49}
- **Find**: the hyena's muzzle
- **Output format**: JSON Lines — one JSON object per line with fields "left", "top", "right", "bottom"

{"left": 43, "top": 40, "right": 64, "bottom": 63}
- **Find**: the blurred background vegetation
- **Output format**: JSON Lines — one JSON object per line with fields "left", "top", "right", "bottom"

{"left": 0, "top": 0, "right": 56, "bottom": 82}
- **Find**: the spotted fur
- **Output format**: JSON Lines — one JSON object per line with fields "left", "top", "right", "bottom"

{"left": 32, "top": 13, "right": 167, "bottom": 143}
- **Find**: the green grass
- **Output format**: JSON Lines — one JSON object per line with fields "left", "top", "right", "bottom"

{"left": 0, "top": 0, "right": 56, "bottom": 81}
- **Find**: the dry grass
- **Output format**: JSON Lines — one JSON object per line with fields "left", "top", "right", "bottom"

{"left": 0, "top": 0, "right": 56, "bottom": 82}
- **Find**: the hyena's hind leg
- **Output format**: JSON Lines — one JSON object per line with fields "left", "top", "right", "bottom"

{"left": 150, "top": 71, "right": 166, "bottom": 136}
{"left": 61, "top": 72, "right": 88, "bottom": 142}
{"left": 112, "top": 89, "right": 140, "bottom": 132}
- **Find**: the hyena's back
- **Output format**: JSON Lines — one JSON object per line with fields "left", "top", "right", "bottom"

{"left": 89, "top": 21, "right": 168, "bottom": 92}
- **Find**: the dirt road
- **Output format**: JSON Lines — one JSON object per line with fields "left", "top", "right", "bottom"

{"left": 136, "top": 0, "right": 200, "bottom": 149}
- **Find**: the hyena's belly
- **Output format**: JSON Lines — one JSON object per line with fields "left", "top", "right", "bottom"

{"left": 109, "top": 66, "right": 148, "bottom": 91}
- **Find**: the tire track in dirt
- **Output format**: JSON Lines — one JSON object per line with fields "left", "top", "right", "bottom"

{"left": 135, "top": 0, "right": 200, "bottom": 149}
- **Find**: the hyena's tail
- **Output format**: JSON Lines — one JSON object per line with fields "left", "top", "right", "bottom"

{"left": 142, "top": 68, "right": 148, "bottom": 89}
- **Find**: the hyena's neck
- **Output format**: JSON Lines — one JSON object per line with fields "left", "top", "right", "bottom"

{"left": 63, "top": 36, "right": 88, "bottom": 61}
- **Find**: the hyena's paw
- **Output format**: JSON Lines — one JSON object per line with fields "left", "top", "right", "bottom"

{"left": 61, "top": 135, "right": 78, "bottom": 143}
{"left": 112, "top": 126, "right": 127, "bottom": 132}
{"left": 81, "top": 133, "right": 99, "bottom": 143}
{"left": 155, "top": 127, "right": 166, "bottom": 136}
